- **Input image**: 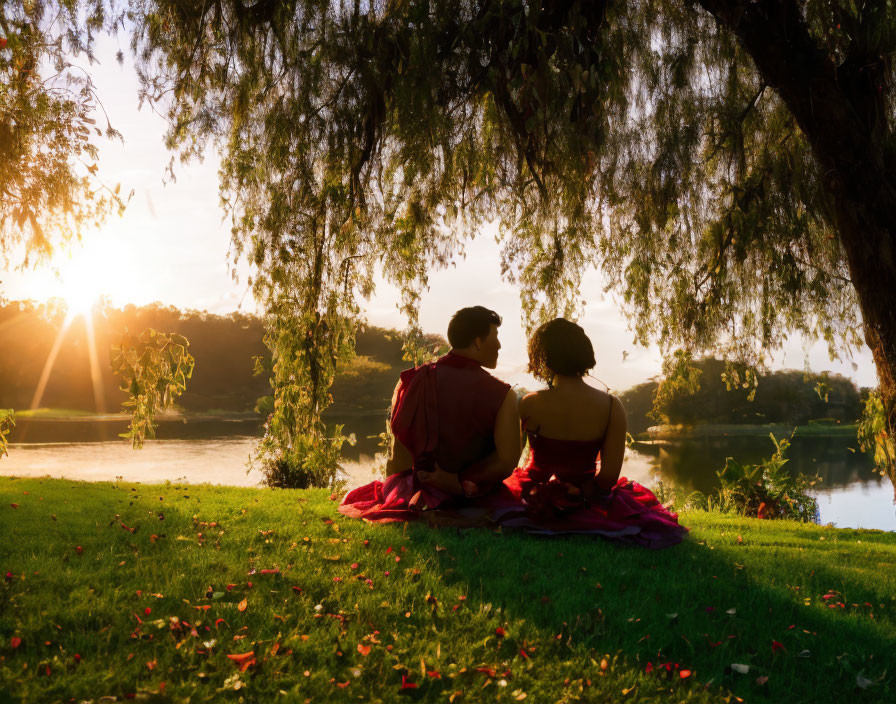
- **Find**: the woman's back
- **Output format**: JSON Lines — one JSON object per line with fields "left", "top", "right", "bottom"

{"left": 519, "top": 378, "right": 627, "bottom": 490}
{"left": 520, "top": 381, "right": 612, "bottom": 441}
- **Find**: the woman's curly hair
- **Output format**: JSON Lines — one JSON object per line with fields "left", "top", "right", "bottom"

{"left": 527, "top": 318, "right": 596, "bottom": 383}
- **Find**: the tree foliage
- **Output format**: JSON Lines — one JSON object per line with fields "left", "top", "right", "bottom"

{"left": 0, "top": 408, "right": 13, "bottom": 458}
{"left": 110, "top": 327, "right": 194, "bottom": 448}
{"left": 621, "top": 356, "right": 865, "bottom": 431}
{"left": 0, "top": 0, "right": 128, "bottom": 268}
{"left": 123, "top": 0, "right": 896, "bottom": 482}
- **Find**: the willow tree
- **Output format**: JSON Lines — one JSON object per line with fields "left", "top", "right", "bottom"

{"left": 129, "top": 0, "right": 896, "bottom": 486}
{"left": 0, "top": 0, "right": 127, "bottom": 269}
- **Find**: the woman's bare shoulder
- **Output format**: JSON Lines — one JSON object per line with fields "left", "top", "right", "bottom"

{"left": 518, "top": 390, "right": 546, "bottom": 416}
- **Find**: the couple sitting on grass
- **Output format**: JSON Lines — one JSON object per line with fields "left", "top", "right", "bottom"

{"left": 340, "top": 306, "right": 686, "bottom": 548}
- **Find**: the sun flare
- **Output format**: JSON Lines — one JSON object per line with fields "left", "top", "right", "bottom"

{"left": 54, "top": 239, "right": 118, "bottom": 317}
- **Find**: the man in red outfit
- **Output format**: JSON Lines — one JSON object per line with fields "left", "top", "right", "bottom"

{"left": 386, "top": 306, "right": 521, "bottom": 505}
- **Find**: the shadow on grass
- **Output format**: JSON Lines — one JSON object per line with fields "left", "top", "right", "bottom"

{"left": 389, "top": 519, "right": 895, "bottom": 703}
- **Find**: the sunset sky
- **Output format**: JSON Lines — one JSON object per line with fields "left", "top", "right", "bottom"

{"left": 1, "top": 35, "right": 879, "bottom": 392}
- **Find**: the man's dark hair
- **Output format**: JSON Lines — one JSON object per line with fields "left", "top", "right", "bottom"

{"left": 527, "top": 318, "right": 596, "bottom": 382}
{"left": 447, "top": 306, "right": 502, "bottom": 349}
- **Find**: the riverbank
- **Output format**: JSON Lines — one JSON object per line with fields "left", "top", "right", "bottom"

{"left": 640, "top": 422, "right": 860, "bottom": 440}
{"left": 1, "top": 477, "right": 893, "bottom": 703}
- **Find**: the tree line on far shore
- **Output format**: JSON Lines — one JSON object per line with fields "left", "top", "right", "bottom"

{"left": 0, "top": 301, "right": 866, "bottom": 434}
{"left": 0, "top": 301, "right": 438, "bottom": 417}
{"left": 619, "top": 358, "right": 867, "bottom": 434}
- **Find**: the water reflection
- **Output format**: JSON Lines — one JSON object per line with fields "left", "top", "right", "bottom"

{"left": 631, "top": 435, "right": 884, "bottom": 493}
{"left": 2, "top": 417, "right": 894, "bottom": 531}
{"left": 627, "top": 435, "right": 895, "bottom": 530}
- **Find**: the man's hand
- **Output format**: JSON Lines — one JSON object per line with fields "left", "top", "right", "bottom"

{"left": 416, "top": 464, "right": 464, "bottom": 496}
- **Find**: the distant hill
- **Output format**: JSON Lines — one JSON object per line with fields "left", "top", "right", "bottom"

{"left": 0, "top": 302, "right": 443, "bottom": 416}
{"left": 618, "top": 357, "right": 866, "bottom": 433}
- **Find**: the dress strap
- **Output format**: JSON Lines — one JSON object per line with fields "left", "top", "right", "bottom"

{"left": 600, "top": 395, "right": 614, "bottom": 444}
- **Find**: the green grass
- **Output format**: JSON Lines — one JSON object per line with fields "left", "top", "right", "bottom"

{"left": 11, "top": 408, "right": 111, "bottom": 420}
{"left": 0, "top": 477, "right": 893, "bottom": 704}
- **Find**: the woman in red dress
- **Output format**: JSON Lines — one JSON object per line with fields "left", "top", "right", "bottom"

{"left": 485, "top": 318, "right": 687, "bottom": 549}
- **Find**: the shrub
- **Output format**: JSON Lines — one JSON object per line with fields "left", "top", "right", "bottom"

{"left": 660, "top": 433, "right": 820, "bottom": 522}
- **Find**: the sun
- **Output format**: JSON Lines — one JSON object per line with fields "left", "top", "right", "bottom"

{"left": 55, "top": 240, "right": 116, "bottom": 317}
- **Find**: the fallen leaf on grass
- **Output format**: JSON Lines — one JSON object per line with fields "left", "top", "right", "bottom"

{"left": 731, "top": 664, "right": 750, "bottom": 674}
{"left": 227, "top": 651, "right": 256, "bottom": 672}
{"left": 401, "top": 674, "right": 418, "bottom": 689}
{"left": 771, "top": 640, "right": 785, "bottom": 654}
{"left": 237, "top": 599, "right": 247, "bottom": 612}
{"left": 495, "top": 627, "right": 507, "bottom": 638}
{"left": 856, "top": 672, "right": 875, "bottom": 690}
{"left": 755, "top": 676, "right": 768, "bottom": 685}
{"left": 679, "top": 670, "right": 691, "bottom": 679}
{"left": 11, "top": 637, "right": 21, "bottom": 649}
{"left": 358, "top": 643, "right": 371, "bottom": 656}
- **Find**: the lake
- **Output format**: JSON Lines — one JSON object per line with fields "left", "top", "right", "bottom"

{"left": 2, "top": 416, "right": 894, "bottom": 531}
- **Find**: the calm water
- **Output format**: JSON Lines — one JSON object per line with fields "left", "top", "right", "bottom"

{"left": 2, "top": 417, "right": 894, "bottom": 531}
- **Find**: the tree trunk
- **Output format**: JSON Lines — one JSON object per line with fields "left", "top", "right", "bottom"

{"left": 697, "top": 0, "right": 896, "bottom": 487}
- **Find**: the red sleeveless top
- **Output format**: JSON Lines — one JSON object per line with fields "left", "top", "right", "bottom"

{"left": 390, "top": 352, "right": 511, "bottom": 473}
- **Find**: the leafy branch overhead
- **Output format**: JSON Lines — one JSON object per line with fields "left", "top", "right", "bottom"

{"left": 0, "top": 0, "right": 131, "bottom": 267}
{"left": 111, "top": 329, "right": 195, "bottom": 449}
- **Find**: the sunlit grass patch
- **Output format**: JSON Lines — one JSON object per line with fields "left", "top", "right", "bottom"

{"left": 0, "top": 477, "right": 893, "bottom": 703}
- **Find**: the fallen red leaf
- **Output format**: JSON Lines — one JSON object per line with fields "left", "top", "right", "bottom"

{"left": 215, "top": 619, "right": 228, "bottom": 628}
{"left": 772, "top": 640, "right": 785, "bottom": 654}
{"left": 645, "top": 662, "right": 653, "bottom": 674}
{"left": 680, "top": 669, "right": 691, "bottom": 679}
{"left": 144, "top": 607, "right": 152, "bottom": 616}
{"left": 427, "top": 670, "right": 442, "bottom": 679}
{"left": 519, "top": 648, "right": 529, "bottom": 659}
{"left": 225, "top": 584, "right": 236, "bottom": 591}
{"left": 336, "top": 681, "right": 350, "bottom": 688}
{"left": 400, "top": 674, "right": 418, "bottom": 689}
{"left": 146, "top": 660, "right": 157, "bottom": 671}
{"left": 495, "top": 627, "right": 507, "bottom": 638}
{"left": 75, "top": 546, "right": 83, "bottom": 555}
{"left": 11, "top": 637, "right": 21, "bottom": 649}
{"left": 476, "top": 666, "right": 497, "bottom": 678}
{"left": 227, "top": 651, "right": 256, "bottom": 672}
{"left": 237, "top": 598, "right": 248, "bottom": 612}
{"left": 0, "top": 38, "right": 7, "bottom": 50}
{"left": 9, "top": 503, "right": 18, "bottom": 509}
{"left": 357, "top": 643, "right": 371, "bottom": 656}
{"left": 259, "top": 569, "right": 280, "bottom": 575}
{"left": 73, "top": 654, "right": 81, "bottom": 664}
{"left": 292, "top": 586, "right": 303, "bottom": 594}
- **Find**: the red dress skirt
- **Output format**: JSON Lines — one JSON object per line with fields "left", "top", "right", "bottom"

{"left": 488, "top": 432, "right": 688, "bottom": 549}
